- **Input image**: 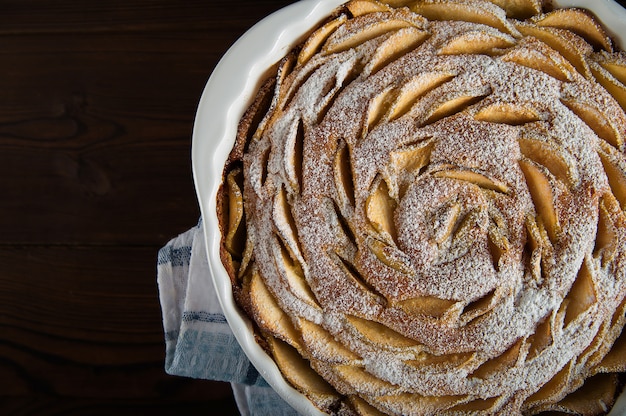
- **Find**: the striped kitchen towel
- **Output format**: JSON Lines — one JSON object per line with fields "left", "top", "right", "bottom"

{"left": 157, "top": 219, "right": 297, "bottom": 416}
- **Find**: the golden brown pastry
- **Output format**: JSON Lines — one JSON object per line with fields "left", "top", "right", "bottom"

{"left": 218, "top": 0, "right": 626, "bottom": 414}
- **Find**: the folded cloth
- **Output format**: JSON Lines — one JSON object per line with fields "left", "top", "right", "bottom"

{"left": 157, "top": 219, "right": 297, "bottom": 416}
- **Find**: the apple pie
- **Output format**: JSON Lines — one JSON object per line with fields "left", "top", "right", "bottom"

{"left": 218, "top": 0, "right": 626, "bottom": 414}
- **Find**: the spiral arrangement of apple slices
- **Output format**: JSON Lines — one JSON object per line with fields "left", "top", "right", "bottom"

{"left": 218, "top": 0, "right": 626, "bottom": 414}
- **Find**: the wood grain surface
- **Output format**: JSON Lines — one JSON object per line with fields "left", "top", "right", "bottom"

{"left": 0, "top": 1, "right": 292, "bottom": 414}
{"left": 1, "top": 0, "right": 626, "bottom": 415}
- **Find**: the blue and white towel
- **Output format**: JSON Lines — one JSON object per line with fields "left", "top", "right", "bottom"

{"left": 157, "top": 220, "right": 297, "bottom": 415}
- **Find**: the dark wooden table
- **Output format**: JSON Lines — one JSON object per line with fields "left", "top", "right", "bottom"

{"left": 2, "top": 1, "right": 626, "bottom": 415}
{"left": 0, "top": 1, "right": 292, "bottom": 414}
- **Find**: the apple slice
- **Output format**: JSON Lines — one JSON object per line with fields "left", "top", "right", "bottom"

{"left": 532, "top": 8, "right": 612, "bottom": 52}
{"left": 411, "top": 0, "right": 517, "bottom": 35}
{"left": 267, "top": 337, "right": 340, "bottom": 405}
{"left": 388, "top": 71, "right": 456, "bottom": 121}
{"left": 438, "top": 30, "right": 515, "bottom": 56}
{"left": 475, "top": 103, "right": 541, "bottom": 126}
{"left": 298, "top": 15, "right": 348, "bottom": 65}
{"left": 590, "top": 60, "right": 626, "bottom": 112}
{"left": 224, "top": 168, "right": 245, "bottom": 257}
{"left": 519, "top": 159, "right": 560, "bottom": 243}
{"left": 347, "top": 0, "right": 392, "bottom": 17}
{"left": 347, "top": 315, "right": 417, "bottom": 348}
{"left": 334, "top": 364, "right": 399, "bottom": 395}
{"left": 366, "top": 176, "right": 398, "bottom": 242}
{"left": 485, "top": 0, "right": 541, "bottom": 19}
{"left": 515, "top": 22, "right": 593, "bottom": 78}
{"left": 500, "top": 37, "right": 576, "bottom": 82}
{"left": 299, "top": 319, "right": 360, "bottom": 364}
{"left": 250, "top": 270, "right": 302, "bottom": 348}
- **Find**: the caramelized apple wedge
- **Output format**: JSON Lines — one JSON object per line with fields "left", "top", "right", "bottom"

{"left": 273, "top": 186, "right": 301, "bottom": 260}
{"left": 365, "top": 26, "right": 428, "bottom": 75}
{"left": 438, "top": 30, "right": 515, "bottom": 56}
{"left": 349, "top": 396, "right": 387, "bottom": 416}
{"left": 323, "top": 14, "right": 417, "bottom": 55}
{"left": 433, "top": 168, "right": 509, "bottom": 194}
{"left": 249, "top": 270, "right": 302, "bottom": 348}
{"left": 368, "top": 238, "right": 413, "bottom": 275}
{"left": 298, "top": 15, "right": 348, "bottom": 65}
{"left": 273, "top": 239, "right": 321, "bottom": 309}
{"left": 518, "top": 136, "right": 577, "bottom": 187}
{"left": 598, "top": 142, "right": 626, "bottom": 210}
{"left": 500, "top": 37, "right": 576, "bottom": 82}
{"left": 268, "top": 337, "right": 341, "bottom": 406}
{"left": 387, "top": 71, "right": 456, "bottom": 121}
{"left": 394, "top": 295, "right": 457, "bottom": 318}
{"left": 347, "top": 315, "right": 417, "bottom": 349}
{"left": 519, "top": 159, "right": 560, "bottom": 243}
{"left": 594, "top": 328, "right": 626, "bottom": 373}
{"left": 347, "top": 0, "right": 392, "bottom": 17}
{"left": 365, "top": 86, "right": 397, "bottom": 134}
{"left": 470, "top": 339, "right": 524, "bottom": 379}
{"left": 366, "top": 176, "right": 398, "bottom": 242}
{"left": 532, "top": 8, "right": 613, "bottom": 52}
{"left": 590, "top": 60, "right": 626, "bottom": 112}
{"left": 421, "top": 89, "right": 489, "bottom": 126}
{"left": 551, "top": 374, "right": 620, "bottom": 416}
{"left": 525, "top": 362, "right": 574, "bottom": 408}
{"left": 594, "top": 195, "right": 620, "bottom": 265}
{"left": 561, "top": 98, "right": 624, "bottom": 149}
{"left": 405, "top": 349, "right": 475, "bottom": 369}
{"left": 411, "top": 0, "right": 517, "bottom": 35}
{"left": 334, "top": 139, "right": 356, "bottom": 207}
{"left": 595, "top": 52, "right": 626, "bottom": 86}
{"left": 525, "top": 316, "right": 554, "bottom": 361}
{"left": 475, "top": 103, "right": 541, "bottom": 126}
{"left": 373, "top": 392, "right": 467, "bottom": 415}
{"left": 485, "top": 0, "right": 541, "bottom": 19}
{"left": 515, "top": 22, "right": 593, "bottom": 78}
{"left": 389, "top": 141, "right": 433, "bottom": 180}
{"left": 447, "top": 396, "right": 500, "bottom": 412}
{"left": 299, "top": 319, "right": 361, "bottom": 364}
{"left": 562, "top": 259, "right": 597, "bottom": 327}
{"left": 224, "top": 168, "right": 245, "bottom": 257}
{"left": 334, "top": 364, "right": 399, "bottom": 395}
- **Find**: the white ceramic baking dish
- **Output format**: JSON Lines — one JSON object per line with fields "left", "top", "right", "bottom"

{"left": 192, "top": 1, "right": 626, "bottom": 414}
